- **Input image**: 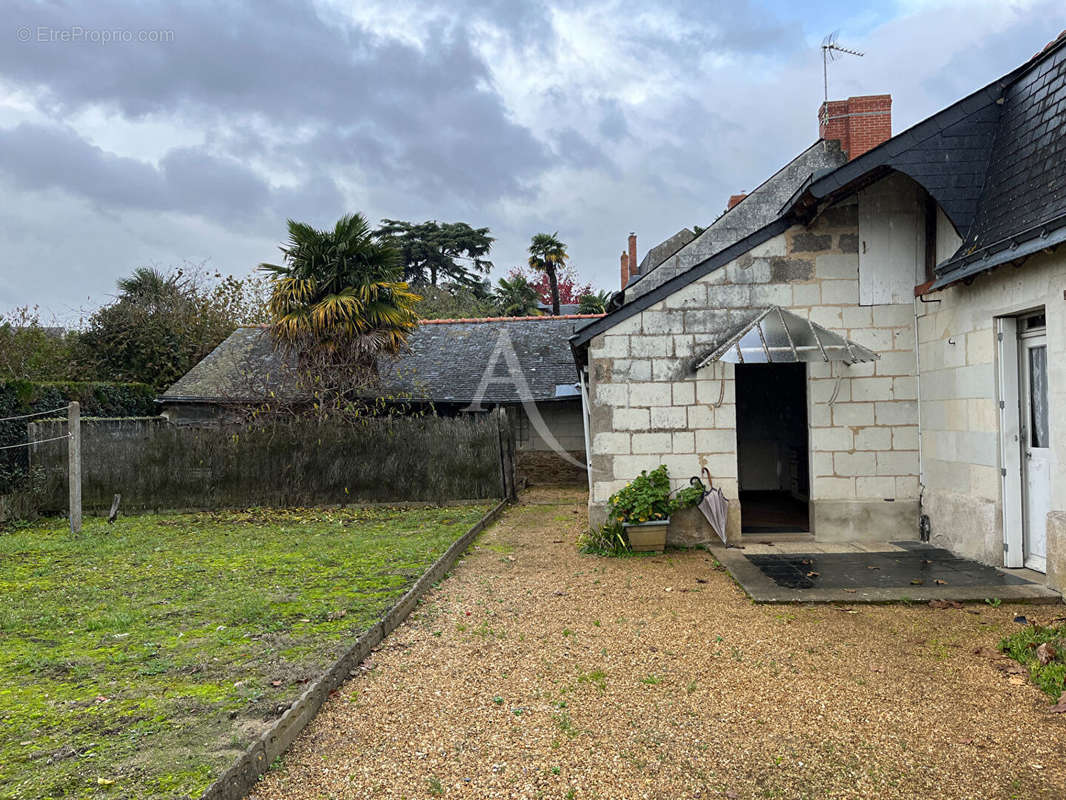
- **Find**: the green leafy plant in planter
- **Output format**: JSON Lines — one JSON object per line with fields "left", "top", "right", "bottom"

{"left": 670, "top": 482, "right": 704, "bottom": 513}
{"left": 609, "top": 465, "right": 672, "bottom": 524}
{"left": 579, "top": 467, "right": 707, "bottom": 556}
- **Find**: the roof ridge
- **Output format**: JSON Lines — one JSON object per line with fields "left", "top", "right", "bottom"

{"left": 419, "top": 314, "right": 606, "bottom": 324}
{"left": 237, "top": 314, "right": 606, "bottom": 331}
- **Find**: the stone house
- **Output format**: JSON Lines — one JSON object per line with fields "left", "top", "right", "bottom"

{"left": 572, "top": 33, "right": 1066, "bottom": 591}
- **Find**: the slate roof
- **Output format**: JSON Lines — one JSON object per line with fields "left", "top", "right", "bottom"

{"left": 163, "top": 316, "right": 601, "bottom": 406}
{"left": 789, "top": 31, "right": 1066, "bottom": 289}
{"left": 624, "top": 140, "right": 847, "bottom": 301}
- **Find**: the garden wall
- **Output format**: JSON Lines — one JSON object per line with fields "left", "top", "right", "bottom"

{"left": 28, "top": 411, "right": 514, "bottom": 514}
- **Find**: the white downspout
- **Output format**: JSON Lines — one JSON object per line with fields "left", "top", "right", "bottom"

{"left": 579, "top": 368, "right": 594, "bottom": 496}
{"left": 914, "top": 296, "right": 925, "bottom": 536}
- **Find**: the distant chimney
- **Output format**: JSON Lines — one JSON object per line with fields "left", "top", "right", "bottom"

{"left": 818, "top": 94, "right": 892, "bottom": 160}
{"left": 620, "top": 250, "right": 630, "bottom": 289}
{"left": 727, "top": 193, "right": 748, "bottom": 210}
{"left": 628, "top": 233, "right": 638, "bottom": 284}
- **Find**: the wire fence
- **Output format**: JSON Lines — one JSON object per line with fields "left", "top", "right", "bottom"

{"left": 0, "top": 404, "right": 71, "bottom": 453}
{"left": 0, "top": 406, "right": 70, "bottom": 423}
{"left": 0, "top": 433, "right": 71, "bottom": 451}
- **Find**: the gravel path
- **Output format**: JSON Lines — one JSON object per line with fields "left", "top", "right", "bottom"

{"left": 252, "top": 488, "right": 1066, "bottom": 800}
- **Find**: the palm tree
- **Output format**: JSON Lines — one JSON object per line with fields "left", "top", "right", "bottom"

{"left": 116, "top": 267, "right": 183, "bottom": 310}
{"left": 494, "top": 274, "right": 540, "bottom": 317}
{"left": 527, "top": 233, "right": 568, "bottom": 316}
{"left": 259, "top": 214, "right": 421, "bottom": 369}
{"left": 577, "top": 289, "right": 612, "bottom": 314}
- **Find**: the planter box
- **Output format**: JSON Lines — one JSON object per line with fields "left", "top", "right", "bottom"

{"left": 667, "top": 505, "right": 716, "bottom": 548}
{"left": 624, "top": 519, "right": 669, "bottom": 552}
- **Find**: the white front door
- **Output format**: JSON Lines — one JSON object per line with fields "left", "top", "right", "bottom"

{"left": 1021, "top": 330, "right": 1050, "bottom": 572}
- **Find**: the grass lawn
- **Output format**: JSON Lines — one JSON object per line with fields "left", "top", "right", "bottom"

{"left": 0, "top": 504, "right": 489, "bottom": 799}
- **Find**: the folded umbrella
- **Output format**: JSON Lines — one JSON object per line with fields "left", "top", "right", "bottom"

{"left": 697, "top": 467, "right": 729, "bottom": 545}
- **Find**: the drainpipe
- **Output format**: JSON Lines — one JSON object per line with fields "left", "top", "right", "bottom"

{"left": 914, "top": 296, "right": 927, "bottom": 540}
{"left": 579, "top": 368, "right": 594, "bottom": 496}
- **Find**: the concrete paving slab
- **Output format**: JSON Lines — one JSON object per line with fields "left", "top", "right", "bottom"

{"left": 708, "top": 542, "right": 1062, "bottom": 604}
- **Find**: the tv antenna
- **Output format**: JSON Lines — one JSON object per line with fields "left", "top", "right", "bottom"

{"left": 821, "top": 31, "right": 864, "bottom": 105}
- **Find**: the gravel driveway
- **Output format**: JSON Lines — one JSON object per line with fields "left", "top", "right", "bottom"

{"left": 252, "top": 488, "right": 1066, "bottom": 799}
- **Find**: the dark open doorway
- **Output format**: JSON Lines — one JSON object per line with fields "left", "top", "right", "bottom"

{"left": 735, "top": 363, "right": 810, "bottom": 533}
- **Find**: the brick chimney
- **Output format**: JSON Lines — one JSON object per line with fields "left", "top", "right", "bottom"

{"left": 818, "top": 94, "right": 892, "bottom": 160}
{"left": 620, "top": 250, "right": 630, "bottom": 289}
{"left": 627, "top": 233, "right": 638, "bottom": 283}
{"left": 727, "top": 193, "right": 747, "bottom": 210}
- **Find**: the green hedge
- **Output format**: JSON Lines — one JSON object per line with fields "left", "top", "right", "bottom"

{"left": 0, "top": 381, "right": 157, "bottom": 492}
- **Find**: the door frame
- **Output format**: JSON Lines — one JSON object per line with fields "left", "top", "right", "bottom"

{"left": 997, "top": 316, "right": 1024, "bottom": 567}
{"left": 1019, "top": 317, "right": 1049, "bottom": 572}
{"left": 997, "top": 310, "right": 1048, "bottom": 569}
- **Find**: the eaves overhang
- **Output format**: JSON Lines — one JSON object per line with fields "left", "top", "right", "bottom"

{"left": 928, "top": 212, "right": 1066, "bottom": 291}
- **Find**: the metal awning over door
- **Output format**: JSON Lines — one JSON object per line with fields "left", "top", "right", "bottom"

{"left": 693, "top": 306, "right": 880, "bottom": 368}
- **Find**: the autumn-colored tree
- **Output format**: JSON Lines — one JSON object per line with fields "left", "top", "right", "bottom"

{"left": 507, "top": 265, "right": 592, "bottom": 308}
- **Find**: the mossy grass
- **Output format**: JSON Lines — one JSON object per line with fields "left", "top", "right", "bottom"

{"left": 999, "top": 622, "right": 1066, "bottom": 699}
{"left": 0, "top": 503, "right": 488, "bottom": 798}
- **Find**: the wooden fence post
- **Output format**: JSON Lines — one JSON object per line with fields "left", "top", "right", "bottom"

{"left": 68, "top": 401, "right": 81, "bottom": 534}
{"left": 497, "top": 407, "right": 516, "bottom": 500}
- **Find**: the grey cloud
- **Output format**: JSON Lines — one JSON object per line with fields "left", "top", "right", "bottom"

{"left": 0, "top": 123, "right": 164, "bottom": 209}
{"left": 3, "top": 0, "right": 550, "bottom": 202}
{"left": 552, "top": 127, "right": 617, "bottom": 173}
{"left": 0, "top": 123, "right": 345, "bottom": 226}
{"left": 597, "top": 99, "right": 629, "bottom": 141}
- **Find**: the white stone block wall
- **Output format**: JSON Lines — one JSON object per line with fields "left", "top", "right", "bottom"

{"left": 917, "top": 249, "right": 1066, "bottom": 574}
{"left": 586, "top": 201, "right": 920, "bottom": 539}
{"left": 515, "top": 400, "right": 585, "bottom": 452}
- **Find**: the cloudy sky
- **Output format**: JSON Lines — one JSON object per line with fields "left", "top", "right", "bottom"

{"left": 1, "top": 0, "right": 1064, "bottom": 321}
